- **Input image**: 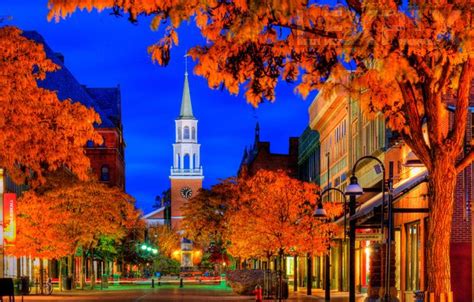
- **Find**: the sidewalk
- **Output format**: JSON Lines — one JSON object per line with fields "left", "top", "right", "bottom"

{"left": 291, "top": 288, "right": 366, "bottom": 301}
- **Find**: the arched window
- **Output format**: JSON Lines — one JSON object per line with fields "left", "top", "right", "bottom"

{"left": 192, "top": 127, "right": 196, "bottom": 140}
{"left": 86, "top": 140, "right": 94, "bottom": 148}
{"left": 183, "top": 154, "right": 190, "bottom": 170}
{"left": 178, "top": 127, "right": 182, "bottom": 141}
{"left": 101, "top": 165, "right": 110, "bottom": 181}
{"left": 183, "top": 126, "right": 190, "bottom": 139}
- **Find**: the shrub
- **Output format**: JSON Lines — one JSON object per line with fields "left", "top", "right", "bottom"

{"left": 226, "top": 269, "right": 264, "bottom": 295}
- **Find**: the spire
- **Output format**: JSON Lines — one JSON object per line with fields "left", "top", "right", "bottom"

{"left": 254, "top": 122, "right": 260, "bottom": 148}
{"left": 179, "top": 54, "right": 194, "bottom": 119}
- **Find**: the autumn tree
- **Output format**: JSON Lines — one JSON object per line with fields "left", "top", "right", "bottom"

{"left": 226, "top": 170, "right": 337, "bottom": 267}
{"left": 8, "top": 174, "right": 143, "bottom": 289}
{"left": 47, "top": 0, "right": 474, "bottom": 299}
{"left": 148, "top": 224, "right": 180, "bottom": 258}
{"left": 181, "top": 180, "right": 236, "bottom": 248}
{"left": 0, "top": 26, "right": 101, "bottom": 186}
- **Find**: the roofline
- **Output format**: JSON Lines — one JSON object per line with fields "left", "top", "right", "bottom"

{"left": 143, "top": 207, "right": 166, "bottom": 219}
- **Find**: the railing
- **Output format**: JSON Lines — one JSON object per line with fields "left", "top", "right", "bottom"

{"left": 170, "top": 168, "right": 203, "bottom": 176}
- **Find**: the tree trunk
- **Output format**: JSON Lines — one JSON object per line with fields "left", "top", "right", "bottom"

{"left": 426, "top": 158, "right": 456, "bottom": 301}
{"left": 68, "top": 254, "right": 73, "bottom": 288}
{"left": 39, "top": 259, "right": 44, "bottom": 295}
{"left": 90, "top": 248, "right": 96, "bottom": 289}
{"left": 80, "top": 250, "right": 86, "bottom": 289}
{"left": 58, "top": 258, "right": 63, "bottom": 292}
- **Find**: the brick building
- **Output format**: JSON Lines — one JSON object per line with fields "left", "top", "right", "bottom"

{"left": 1, "top": 31, "right": 126, "bottom": 279}
{"left": 302, "top": 76, "right": 474, "bottom": 302}
{"left": 238, "top": 123, "right": 299, "bottom": 178}
{"left": 24, "top": 31, "right": 126, "bottom": 189}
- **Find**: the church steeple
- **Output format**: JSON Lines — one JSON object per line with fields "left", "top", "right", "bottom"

{"left": 179, "top": 55, "right": 194, "bottom": 119}
{"left": 179, "top": 72, "right": 194, "bottom": 119}
{"left": 170, "top": 60, "right": 203, "bottom": 179}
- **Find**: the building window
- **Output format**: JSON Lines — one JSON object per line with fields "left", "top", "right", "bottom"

{"left": 406, "top": 221, "right": 421, "bottom": 291}
{"left": 184, "top": 126, "right": 190, "bottom": 139}
{"left": 178, "top": 127, "right": 182, "bottom": 140}
{"left": 192, "top": 127, "right": 196, "bottom": 140}
{"left": 86, "top": 140, "right": 94, "bottom": 148}
{"left": 101, "top": 165, "right": 110, "bottom": 181}
{"left": 471, "top": 113, "right": 474, "bottom": 141}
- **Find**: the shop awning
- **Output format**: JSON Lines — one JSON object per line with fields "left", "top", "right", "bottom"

{"left": 335, "top": 168, "right": 428, "bottom": 226}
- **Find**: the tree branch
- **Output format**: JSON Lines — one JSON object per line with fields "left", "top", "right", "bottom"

{"left": 272, "top": 22, "right": 338, "bottom": 39}
{"left": 456, "top": 149, "right": 474, "bottom": 173}
{"left": 450, "top": 58, "right": 473, "bottom": 153}
{"left": 398, "top": 80, "right": 432, "bottom": 168}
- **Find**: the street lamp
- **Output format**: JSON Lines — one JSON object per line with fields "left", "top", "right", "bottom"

{"left": 313, "top": 202, "right": 327, "bottom": 218}
{"left": 314, "top": 187, "right": 348, "bottom": 302}
{"left": 345, "top": 155, "right": 393, "bottom": 302}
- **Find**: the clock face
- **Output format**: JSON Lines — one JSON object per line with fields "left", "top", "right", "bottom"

{"left": 180, "top": 187, "right": 193, "bottom": 199}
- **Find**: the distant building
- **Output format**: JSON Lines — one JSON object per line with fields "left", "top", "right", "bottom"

{"left": 238, "top": 123, "right": 299, "bottom": 178}
{"left": 297, "top": 127, "right": 320, "bottom": 184}
{"left": 23, "top": 31, "right": 125, "bottom": 190}
{"left": 1, "top": 31, "right": 126, "bottom": 279}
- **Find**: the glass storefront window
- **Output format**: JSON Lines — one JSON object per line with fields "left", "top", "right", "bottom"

{"left": 406, "top": 222, "right": 421, "bottom": 291}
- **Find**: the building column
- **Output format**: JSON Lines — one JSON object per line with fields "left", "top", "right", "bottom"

{"left": 179, "top": 154, "right": 184, "bottom": 170}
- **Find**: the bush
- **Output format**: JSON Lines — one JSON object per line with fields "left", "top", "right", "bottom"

{"left": 153, "top": 255, "right": 181, "bottom": 275}
{"left": 226, "top": 269, "right": 264, "bottom": 295}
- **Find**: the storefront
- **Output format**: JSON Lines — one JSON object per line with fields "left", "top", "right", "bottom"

{"left": 334, "top": 168, "right": 429, "bottom": 301}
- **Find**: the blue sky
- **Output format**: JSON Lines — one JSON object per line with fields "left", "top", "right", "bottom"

{"left": 1, "top": 2, "right": 316, "bottom": 213}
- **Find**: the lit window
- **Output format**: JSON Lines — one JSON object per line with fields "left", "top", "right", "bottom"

{"left": 406, "top": 222, "right": 420, "bottom": 291}
{"left": 101, "top": 165, "right": 110, "bottom": 181}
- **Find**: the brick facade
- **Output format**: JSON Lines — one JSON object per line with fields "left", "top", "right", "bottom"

{"left": 169, "top": 178, "right": 203, "bottom": 230}
{"left": 238, "top": 123, "right": 299, "bottom": 178}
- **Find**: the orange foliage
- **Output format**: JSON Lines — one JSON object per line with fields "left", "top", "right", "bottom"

{"left": 46, "top": 0, "right": 473, "bottom": 170}
{"left": 148, "top": 225, "right": 180, "bottom": 258}
{"left": 47, "top": 1, "right": 474, "bottom": 296}
{"left": 181, "top": 179, "right": 237, "bottom": 247}
{"left": 7, "top": 177, "right": 142, "bottom": 259}
{"left": 0, "top": 26, "right": 102, "bottom": 186}
{"left": 226, "top": 170, "right": 340, "bottom": 258}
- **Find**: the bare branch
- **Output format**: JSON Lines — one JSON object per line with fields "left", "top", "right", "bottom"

{"left": 397, "top": 80, "right": 432, "bottom": 169}
{"left": 450, "top": 58, "right": 473, "bottom": 154}
{"left": 456, "top": 149, "right": 474, "bottom": 174}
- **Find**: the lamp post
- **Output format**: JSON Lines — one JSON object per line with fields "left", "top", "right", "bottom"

{"left": 314, "top": 187, "right": 348, "bottom": 302}
{"left": 345, "top": 155, "right": 394, "bottom": 302}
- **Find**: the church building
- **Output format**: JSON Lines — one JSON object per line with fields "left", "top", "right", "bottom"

{"left": 144, "top": 67, "right": 204, "bottom": 268}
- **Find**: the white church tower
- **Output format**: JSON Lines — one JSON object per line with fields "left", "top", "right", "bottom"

{"left": 170, "top": 69, "right": 203, "bottom": 178}
{"left": 169, "top": 64, "right": 204, "bottom": 235}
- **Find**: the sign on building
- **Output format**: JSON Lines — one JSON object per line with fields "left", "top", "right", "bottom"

{"left": 3, "top": 193, "right": 16, "bottom": 245}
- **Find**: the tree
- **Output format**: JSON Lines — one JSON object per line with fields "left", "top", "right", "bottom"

{"left": 47, "top": 1, "right": 474, "bottom": 299}
{"left": 7, "top": 175, "right": 143, "bottom": 288}
{"left": 153, "top": 188, "right": 171, "bottom": 210}
{"left": 181, "top": 180, "right": 236, "bottom": 248}
{"left": 0, "top": 26, "right": 101, "bottom": 186}
{"left": 7, "top": 190, "right": 74, "bottom": 259}
{"left": 226, "top": 170, "right": 337, "bottom": 263}
{"left": 148, "top": 224, "right": 180, "bottom": 258}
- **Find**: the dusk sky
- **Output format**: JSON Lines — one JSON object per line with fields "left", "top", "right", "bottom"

{"left": 1, "top": 1, "right": 316, "bottom": 213}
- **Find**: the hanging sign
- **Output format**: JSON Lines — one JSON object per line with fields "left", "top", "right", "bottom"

{"left": 355, "top": 233, "right": 383, "bottom": 242}
{"left": 3, "top": 193, "right": 16, "bottom": 245}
